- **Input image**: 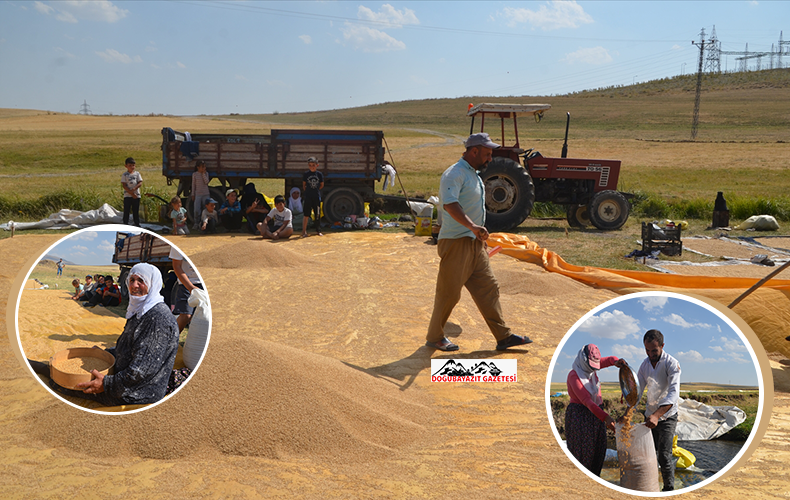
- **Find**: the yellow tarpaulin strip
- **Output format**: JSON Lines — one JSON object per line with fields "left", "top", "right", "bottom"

{"left": 489, "top": 233, "right": 790, "bottom": 358}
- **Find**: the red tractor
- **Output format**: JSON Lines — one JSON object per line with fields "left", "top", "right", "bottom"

{"left": 468, "top": 103, "right": 631, "bottom": 231}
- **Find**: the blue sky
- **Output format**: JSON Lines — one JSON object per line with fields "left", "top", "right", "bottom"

{"left": 46, "top": 228, "right": 131, "bottom": 266}
{"left": 549, "top": 293, "right": 760, "bottom": 387}
{"left": 1, "top": 1, "right": 788, "bottom": 115}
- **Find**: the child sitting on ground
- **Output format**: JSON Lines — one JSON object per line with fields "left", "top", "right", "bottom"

{"left": 200, "top": 198, "right": 219, "bottom": 234}
{"left": 71, "top": 279, "right": 83, "bottom": 300}
{"left": 257, "top": 194, "right": 293, "bottom": 240}
{"left": 170, "top": 196, "right": 190, "bottom": 235}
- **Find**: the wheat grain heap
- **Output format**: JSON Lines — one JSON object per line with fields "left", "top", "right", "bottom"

{"left": 22, "top": 337, "right": 431, "bottom": 461}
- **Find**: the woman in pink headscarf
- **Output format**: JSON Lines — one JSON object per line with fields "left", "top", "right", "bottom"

{"left": 565, "top": 344, "right": 626, "bottom": 476}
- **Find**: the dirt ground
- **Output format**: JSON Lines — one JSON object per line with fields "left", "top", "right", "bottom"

{"left": 2, "top": 232, "right": 790, "bottom": 499}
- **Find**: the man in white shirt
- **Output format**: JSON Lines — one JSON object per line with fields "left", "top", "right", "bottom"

{"left": 637, "top": 329, "right": 681, "bottom": 492}
{"left": 169, "top": 247, "right": 203, "bottom": 332}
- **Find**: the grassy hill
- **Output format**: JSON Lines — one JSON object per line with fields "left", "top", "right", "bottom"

{"left": 0, "top": 68, "right": 788, "bottom": 226}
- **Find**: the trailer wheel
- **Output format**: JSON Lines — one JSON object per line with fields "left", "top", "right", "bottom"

{"left": 208, "top": 186, "right": 226, "bottom": 206}
{"left": 323, "top": 188, "right": 364, "bottom": 222}
{"left": 480, "top": 157, "right": 535, "bottom": 232}
{"left": 589, "top": 190, "right": 630, "bottom": 230}
{"left": 566, "top": 204, "right": 590, "bottom": 228}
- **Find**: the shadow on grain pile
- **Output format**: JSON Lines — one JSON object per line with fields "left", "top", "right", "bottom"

{"left": 189, "top": 239, "right": 307, "bottom": 269}
{"left": 23, "top": 337, "right": 432, "bottom": 461}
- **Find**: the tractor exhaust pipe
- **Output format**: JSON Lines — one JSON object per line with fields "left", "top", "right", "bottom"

{"left": 561, "top": 112, "right": 570, "bottom": 158}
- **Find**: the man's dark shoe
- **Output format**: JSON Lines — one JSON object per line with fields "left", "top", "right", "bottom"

{"left": 425, "top": 337, "right": 460, "bottom": 352}
{"left": 496, "top": 334, "right": 533, "bottom": 351}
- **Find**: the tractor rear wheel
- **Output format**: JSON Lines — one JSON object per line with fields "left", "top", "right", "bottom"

{"left": 589, "top": 190, "right": 629, "bottom": 230}
{"left": 566, "top": 204, "right": 590, "bottom": 228}
{"left": 480, "top": 157, "right": 535, "bottom": 232}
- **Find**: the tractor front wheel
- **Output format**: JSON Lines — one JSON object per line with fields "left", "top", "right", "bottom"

{"left": 589, "top": 190, "right": 629, "bottom": 230}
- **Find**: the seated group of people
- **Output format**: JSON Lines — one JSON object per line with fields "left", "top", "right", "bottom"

{"left": 72, "top": 274, "right": 121, "bottom": 307}
{"left": 181, "top": 183, "right": 304, "bottom": 239}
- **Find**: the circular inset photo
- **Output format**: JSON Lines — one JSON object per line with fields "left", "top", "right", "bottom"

{"left": 546, "top": 291, "right": 769, "bottom": 495}
{"left": 15, "top": 225, "right": 211, "bottom": 414}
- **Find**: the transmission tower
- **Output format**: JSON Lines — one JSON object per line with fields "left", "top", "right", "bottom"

{"left": 79, "top": 100, "right": 92, "bottom": 115}
{"left": 691, "top": 29, "right": 716, "bottom": 140}
{"left": 704, "top": 25, "right": 721, "bottom": 73}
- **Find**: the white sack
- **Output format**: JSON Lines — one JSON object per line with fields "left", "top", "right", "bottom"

{"left": 2, "top": 203, "right": 165, "bottom": 231}
{"left": 735, "top": 215, "right": 780, "bottom": 231}
{"left": 675, "top": 397, "right": 746, "bottom": 440}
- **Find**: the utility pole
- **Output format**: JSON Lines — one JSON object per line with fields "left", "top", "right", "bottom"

{"left": 691, "top": 29, "right": 707, "bottom": 140}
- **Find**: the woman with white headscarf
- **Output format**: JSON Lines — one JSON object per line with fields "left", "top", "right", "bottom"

{"left": 565, "top": 344, "right": 627, "bottom": 476}
{"left": 56, "top": 263, "right": 179, "bottom": 406}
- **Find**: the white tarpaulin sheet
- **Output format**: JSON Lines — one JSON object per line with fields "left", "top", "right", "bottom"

{"left": 1, "top": 204, "right": 165, "bottom": 231}
{"left": 675, "top": 397, "right": 747, "bottom": 440}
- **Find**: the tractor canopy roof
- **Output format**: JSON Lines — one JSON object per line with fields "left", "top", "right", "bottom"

{"left": 467, "top": 103, "right": 551, "bottom": 117}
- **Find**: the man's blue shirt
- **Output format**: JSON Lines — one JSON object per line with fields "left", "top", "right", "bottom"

{"left": 438, "top": 158, "right": 485, "bottom": 240}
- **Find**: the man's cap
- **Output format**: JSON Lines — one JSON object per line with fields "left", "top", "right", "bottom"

{"left": 206, "top": 198, "right": 217, "bottom": 205}
{"left": 464, "top": 133, "right": 500, "bottom": 149}
{"left": 125, "top": 157, "right": 135, "bottom": 164}
{"left": 584, "top": 344, "right": 602, "bottom": 370}
{"left": 307, "top": 157, "right": 318, "bottom": 163}
{"left": 226, "top": 188, "right": 237, "bottom": 197}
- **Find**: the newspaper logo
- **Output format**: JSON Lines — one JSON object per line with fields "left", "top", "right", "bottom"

{"left": 430, "top": 359, "right": 517, "bottom": 383}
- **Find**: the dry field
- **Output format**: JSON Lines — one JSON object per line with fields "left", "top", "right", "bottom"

{"left": 2, "top": 232, "right": 790, "bottom": 499}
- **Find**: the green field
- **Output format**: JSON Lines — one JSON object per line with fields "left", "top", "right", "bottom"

{"left": 549, "top": 383, "right": 760, "bottom": 443}
{"left": 1, "top": 69, "right": 788, "bottom": 270}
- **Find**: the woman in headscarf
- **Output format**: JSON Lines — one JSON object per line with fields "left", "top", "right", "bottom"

{"left": 288, "top": 186, "right": 304, "bottom": 231}
{"left": 52, "top": 263, "right": 179, "bottom": 406}
{"left": 565, "top": 344, "right": 626, "bottom": 476}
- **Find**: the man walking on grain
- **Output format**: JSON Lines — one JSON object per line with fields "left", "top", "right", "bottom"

{"left": 637, "top": 329, "right": 681, "bottom": 491}
{"left": 425, "top": 133, "right": 532, "bottom": 352}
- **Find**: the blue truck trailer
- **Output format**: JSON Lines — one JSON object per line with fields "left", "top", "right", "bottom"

{"left": 162, "top": 128, "right": 385, "bottom": 222}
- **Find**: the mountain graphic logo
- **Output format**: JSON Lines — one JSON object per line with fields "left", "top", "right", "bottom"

{"left": 432, "top": 360, "right": 503, "bottom": 378}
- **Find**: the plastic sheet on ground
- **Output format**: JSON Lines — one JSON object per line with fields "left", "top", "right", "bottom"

{"left": 676, "top": 397, "right": 746, "bottom": 440}
{"left": 489, "top": 233, "right": 790, "bottom": 358}
{"left": 1, "top": 203, "right": 166, "bottom": 231}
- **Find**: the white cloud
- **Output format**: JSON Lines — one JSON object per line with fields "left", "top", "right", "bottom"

{"left": 338, "top": 4, "right": 416, "bottom": 52}
{"left": 71, "top": 245, "right": 89, "bottom": 252}
{"left": 34, "top": 1, "right": 55, "bottom": 16}
{"left": 96, "top": 49, "right": 140, "bottom": 64}
{"left": 561, "top": 46, "right": 613, "bottom": 65}
{"left": 176, "top": 61, "right": 186, "bottom": 69}
{"left": 664, "top": 313, "right": 712, "bottom": 329}
{"left": 34, "top": 0, "right": 128, "bottom": 23}
{"left": 235, "top": 74, "right": 247, "bottom": 81}
{"left": 145, "top": 42, "right": 158, "bottom": 53}
{"left": 340, "top": 24, "right": 405, "bottom": 53}
{"left": 676, "top": 350, "right": 706, "bottom": 363}
{"left": 97, "top": 240, "right": 114, "bottom": 252}
{"left": 672, "top": 44, "right": 683, "bottom": 50}
{"left": 55, "top": 47, "right": 76, "bottom": 59}
{"left": 577, "top": 309, "right": 640, "bottom": 340}
{"left": 357, "top": 4, "right": 419, "bottom": 27}
{"left": 640, "top": 296, "right": 668, "bottom": 312}
{"left": 501, "top": 1, "right": 593, "bottom": 30}
{"left": 266, "top": 80, "right": 287, "bottom": 88}
{"left": 676, "top": 350, "right": 737, "bottom": 364}
{"left": 299, "top": 34, "right": 312, "bottom": 45}
{"left": 611, "top": 343, "right": 645, "bottom": 361}
{"left": 73, "top": 231, "right": 97, "bottom": 241}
